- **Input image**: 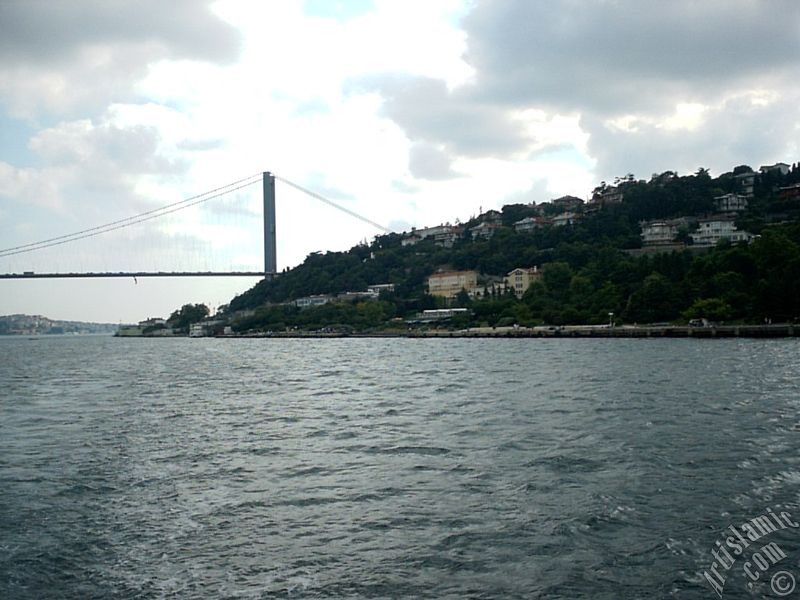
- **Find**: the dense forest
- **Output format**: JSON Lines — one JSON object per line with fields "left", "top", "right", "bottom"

{"left": 222, "top": 163, "right": 800, "bottom": 332}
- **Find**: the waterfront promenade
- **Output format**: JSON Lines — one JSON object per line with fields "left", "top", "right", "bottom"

{"left": 228, "top": 323, "right": 799, "bottom": 339}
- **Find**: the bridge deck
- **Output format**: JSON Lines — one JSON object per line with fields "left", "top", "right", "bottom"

{"left": 0, "top": 272, "right": 271, "bottom": 279}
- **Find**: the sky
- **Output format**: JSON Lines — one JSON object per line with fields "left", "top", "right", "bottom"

{"left": 1, "top": 0, "right": 799, "bottom": 323}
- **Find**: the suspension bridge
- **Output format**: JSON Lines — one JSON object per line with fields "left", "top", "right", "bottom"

{"left": 0, "top": 172, "right": 391, "bottom": 280}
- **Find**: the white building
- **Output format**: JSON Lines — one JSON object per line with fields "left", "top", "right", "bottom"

{"left": 367, "top": 283, "right": 395, "bottom": 296}
{"left": 410, "top": 308, "right": 470, "bottom": 323}
{"left": 760, "top": 162, "right": 791, "bottom": 176}
{"left": 139, "top": 317, "right": 166, "bottom": 327}
{"left": 514, "top": 216, "right": 551, "bottom": 232}
{"left": 470, "top": 222, "right": 502, "bottom": 240}
{"left": 641, "top": 221, "right": 678, "bottom": 246}
{"left": 553, "top": 212, "right": 578, "bottom": 227}
{"left": 691, "top": 218, "right": 754, "bottom": 246}
{"left": 295, "top": 295, "right": 332, "bottom": 308}
{"left": 404, "top": 224, "right": 460, "bottom": 248}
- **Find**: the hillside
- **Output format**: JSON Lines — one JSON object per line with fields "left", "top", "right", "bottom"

{"left": 222, "top": 163, "right": 800, "bottom": 331}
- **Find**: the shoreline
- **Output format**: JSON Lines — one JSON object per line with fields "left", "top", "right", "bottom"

{"left": 217, "top": 324, "right": 799, "bottom": 339}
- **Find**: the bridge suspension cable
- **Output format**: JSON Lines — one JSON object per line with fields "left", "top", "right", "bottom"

{"left": 0, "top": 171, "right": 392, "bottom": 264}
{"left": 274, "top": 175, "right": 392, "bottom": 233}
{"left": 0, "top": 174, "right": 262, "bottom": 259}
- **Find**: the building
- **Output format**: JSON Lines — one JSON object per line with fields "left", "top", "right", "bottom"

{"left": 504, "top": 267, "right": 542, "bottom": 298}
{"left": 366, "top": 283, "right": 395, "bottom": 296}
{"left": 691, "top": 217, "right": 754, "bottom": 246}
{"left": 336, "top": 291, "right": 370, "bottom": 303}
{"left": 514, "top": 216, "right": 552, "bottom": 233}
{"left": 640, "top": 221, "right": 679, "bottom": 246}
{"left": 779, "top": 183, "right": 800, "bottom": 202}
{"left": 481, "top": 209, "right": 503, "bottom": 224}
{"left": 404, "top": 224, "right": 461, "bottom": 248}
{"left": 468, "top": 279, "right": 509, "bottom": 299}
{"left": 116, "top": 325, "right": 143, "bottom": 337}
{"left": 714, "top": 193, "right": 749, "bottom": 213}
{"left": 733, "top": 171, "right": 755, "bottom": 197}
{"left": 139, "top": 317, "right": 166, "bottom": 327}
{"left": 552, "top": 195, "right": 584, "bottom": 211}
{"left": 401, "top": 234, "right": 421, "bottom": 247}
{"left": 432, "top": 227, "right": 461, "bottom": 248}
{"left": 470, "top": 222, "right": 502, "bottom": 240}
{"left": 295, "top": 294, "right": 332, "bottom": 308}
{"left": 760, "top": 162, "right": 791, "bottom": 176}
{"left": 590, "top": 186, "right": 624, "bottom": 207}
{"left": 426, "top": 270, "right": 478, "bottom": 300}
{"left": 553, "top": 212, "right": 578, "bottom": 227}
{"left": 408, "top": 308, "right": 470, "bottom": 323}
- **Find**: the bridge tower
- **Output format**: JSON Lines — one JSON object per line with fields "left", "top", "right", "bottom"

{"left": 263, "top": 171, "right": 276, "bottom": 276}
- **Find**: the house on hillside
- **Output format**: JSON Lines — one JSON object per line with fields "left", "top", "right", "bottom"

{"left": 640, "top": 221, "right": 680, "bottom": 246}
{"left": 480, "top": 209, "right": 503, "bottom": 225}
{"left": 426, "top": 270, "right": 478, "bottom": 300}
{"left": 504, "top": 267, "right": 541, "bottom": 299}
{"left": 514, "top": 216, "right": 552, "bottom": 233}
{"left": 590, "top": 186, "right": 624, "bottom": 207}
{"left": 295, "top": 295, "right": 332, "bottom": 308}
{"left": 552, "top": 195, "right": 584, "bottom": 212}
{"left": 691, "top": 216, "right": 754, "bottom": 246}
{"left": 553, "top": 212, "right": 579, "bottom": 227}
{"left": 468, "top": 279, "right": 509, "bottom": 300}
{"left": 714, "top": 193, "right": 749, "bottom": 212}
{"left": 403, "top": 224, "right": 461, "bottom": 248}
{"left": 733, "top": 171, "right": 755, "bottom": 197}
{"left": 470, "top": 221, "right": 502, "bottom": 240}
{"left": 401, "top": 233, "right": 422, "bottom": 247}
{"left": 779, "top": 183, "right": 800, "bottom": 202}
{"left": 760, "top": 162, "right": 791, "bottom": 176}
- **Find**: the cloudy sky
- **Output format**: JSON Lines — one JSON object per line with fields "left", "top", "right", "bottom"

{"left": 1, "top": 0, "right": 798, "bottom": 323}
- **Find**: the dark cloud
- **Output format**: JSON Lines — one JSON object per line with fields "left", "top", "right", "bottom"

{"left": 355, "top": 0, "right": 800, "bottom": 184}
{"left": 0, "top": 0, "right": 240, "bottom": 66}
{"left": 352, "top": 75, "right": 528, "bottom": 157}
{"left": 0, "top": 0, "right": 241, "bottom": 117}
{"left": 463, "top": 0, "right": 800, "bottom": 114}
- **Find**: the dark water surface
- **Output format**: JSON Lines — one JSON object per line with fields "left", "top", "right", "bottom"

{"left": 2, "top": 336, "right": 800, "bottom": 599}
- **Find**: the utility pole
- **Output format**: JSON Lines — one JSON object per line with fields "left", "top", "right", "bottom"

{"left": 263, "top": 172, "right": 276, "bottom": 276}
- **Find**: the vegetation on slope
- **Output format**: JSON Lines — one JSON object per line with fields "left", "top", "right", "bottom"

{"left": 222, "top": 164, "right": 800, "bottom": 331}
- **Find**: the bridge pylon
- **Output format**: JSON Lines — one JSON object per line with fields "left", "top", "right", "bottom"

{"left": 263, "top": 172, "right": 276, "bottom": 276}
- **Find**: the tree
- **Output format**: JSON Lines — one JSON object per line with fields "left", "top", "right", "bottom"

{"left": 624, "top": 273, "right": 679, "bottom": 323}
{"left": 168, "top": 303, "right": 210, "bottom": 332}
{"left": 682, "top": 298, "right": 733, "bottom": 322}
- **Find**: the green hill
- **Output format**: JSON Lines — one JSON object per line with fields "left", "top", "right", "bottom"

{"left": 223, "top": 163, "right": 800, "bottom": 331}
